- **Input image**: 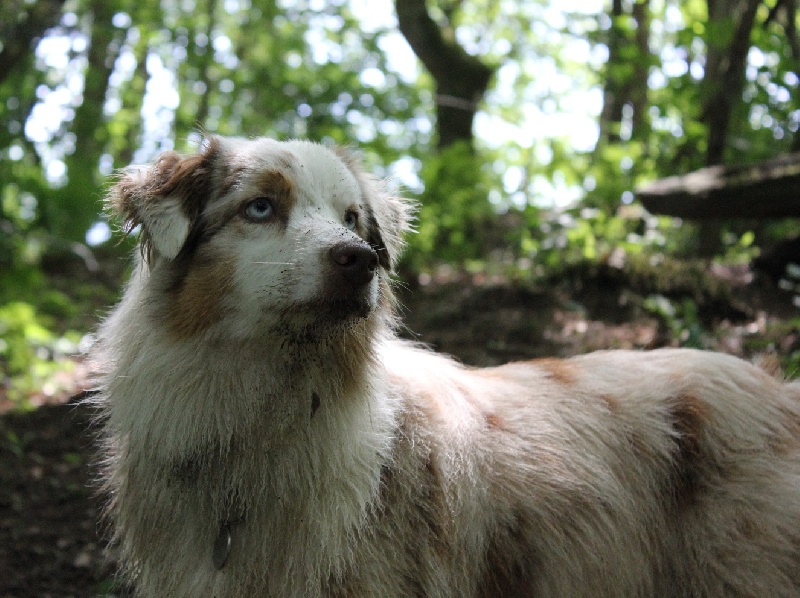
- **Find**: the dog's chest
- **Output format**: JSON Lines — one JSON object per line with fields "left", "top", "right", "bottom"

{"left": 151, "top": 377, "right": 398, "bottom": 595}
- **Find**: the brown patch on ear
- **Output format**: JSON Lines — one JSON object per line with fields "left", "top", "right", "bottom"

{"left": 530, "top": 358, "right": 578, "bottom": 386}
{"left": 668, "top": 394, "right": 711, "bottom": 508}
{"left": 167, "top": 248, "right": 234, "bottom": 338}
{"left": 111, "top": 137, "right": 220, "bottom": 261}
{"left": 155, "top": 137, "right": 220, "bottom": 217}
{"left": 153, "top": 157, "right": 200, "bottom": 215}
{"left": 120, "top": 142, "right": 217, "bottom": 225}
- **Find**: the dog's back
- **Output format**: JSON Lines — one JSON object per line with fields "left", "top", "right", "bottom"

{"left": 361, "top": 344, "right": 800, "bottom": 597}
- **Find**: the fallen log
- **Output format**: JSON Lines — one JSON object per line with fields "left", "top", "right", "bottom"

{"left": 636, "top": 152, "right": 800, "bottom": 218}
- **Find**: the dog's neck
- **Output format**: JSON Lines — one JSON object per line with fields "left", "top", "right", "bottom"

{"left": 96, "top": 302, "right": 399, "bottom": 594}
{"left": 101, "top": 305, "right": 390, "bottom": 453}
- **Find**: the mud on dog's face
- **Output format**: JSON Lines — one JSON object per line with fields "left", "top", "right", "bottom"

{"left": 110, "top": 136, "right": 409, "bottom": 339}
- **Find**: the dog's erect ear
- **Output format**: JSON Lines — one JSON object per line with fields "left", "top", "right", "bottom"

{"left": 108, "top": 138, "right": 220, "bottom": 261}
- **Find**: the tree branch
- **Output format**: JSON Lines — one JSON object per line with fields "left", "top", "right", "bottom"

{"left": 637, "top": 152, "right": 800, "bottom": 218}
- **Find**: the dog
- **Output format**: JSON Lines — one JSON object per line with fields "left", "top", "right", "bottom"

{"left": 90, "top": 135, "right": 800, "bottom": 597}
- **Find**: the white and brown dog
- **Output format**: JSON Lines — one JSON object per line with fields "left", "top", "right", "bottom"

{"left": 90, "top": 135, "right": 800, "bottom": 597}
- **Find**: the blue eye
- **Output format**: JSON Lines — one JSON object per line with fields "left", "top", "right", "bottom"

{"left": 243, "top": 197, "right": 274, "bottom": 222}
{"left": 344, "top": 210, "right": 358, "bottom": 230}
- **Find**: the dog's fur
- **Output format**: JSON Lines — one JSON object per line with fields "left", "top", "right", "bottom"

{"left": 90, "top": 135, "right": 800, "bottom": 597}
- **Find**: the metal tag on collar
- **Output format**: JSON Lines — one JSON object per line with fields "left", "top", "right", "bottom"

{"left": 213, "top": 523, "right": 232, "bottom": 570}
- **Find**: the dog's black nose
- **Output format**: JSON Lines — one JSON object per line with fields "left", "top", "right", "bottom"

{"left": 329, "top": 240, "right": 378, "bottom": 286}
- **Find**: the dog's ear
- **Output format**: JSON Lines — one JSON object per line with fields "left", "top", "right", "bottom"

{"left": 108, "top": 138, "right": 220, "bottom": 261}
{"left": 364, "top": 192, "right": 415, "bottom": 272}
{"left": 335, "top": 147, "right": 415, "bottom": 272}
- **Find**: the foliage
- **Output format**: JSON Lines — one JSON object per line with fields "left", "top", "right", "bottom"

{"left": 4, "top": 0, "right": 800, "bottom": 261}
{"left": 757, "top": 318, "right": 800, "bottom": 376}
{"left": 0, "top": 301, "right": 81, "bottom": 406}
{"left": 644, "top": 294, "right": 705, "bottom": 348}
{"left": 2, "top": 0, "right": 800, "bottom": 406}
{"left": 404, "top": 142, "right": 499, "bottom": 267}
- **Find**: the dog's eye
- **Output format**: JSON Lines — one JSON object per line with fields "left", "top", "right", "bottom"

{"left": 243, "top": 197, "right": 274, "bottom": 222}
{"left": 344, "top": 210, "right": 358, "bottom": 231}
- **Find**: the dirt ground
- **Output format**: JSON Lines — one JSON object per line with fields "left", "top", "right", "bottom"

{"left": 1, "top": 264, "right": 798, "bottom": 597}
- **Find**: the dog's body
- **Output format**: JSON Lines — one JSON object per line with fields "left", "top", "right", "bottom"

{"left": 91, "top": 136, "right": 800, "bottom": 597}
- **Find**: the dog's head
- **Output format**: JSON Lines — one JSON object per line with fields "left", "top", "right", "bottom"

{"left": 109, "top": 136, "right": 412, "bottom": 340}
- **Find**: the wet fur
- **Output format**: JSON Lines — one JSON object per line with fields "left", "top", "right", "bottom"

{"left": 91, "top": 135, "right": 800, "bottom": 597}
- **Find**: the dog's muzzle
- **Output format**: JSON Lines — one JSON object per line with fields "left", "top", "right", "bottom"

{"left": 322, "top": 239, "right": 379, "bottom": 317}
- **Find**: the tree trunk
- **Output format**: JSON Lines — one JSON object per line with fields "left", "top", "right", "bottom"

{"left": 597, "top": 0, "right": 650, "bottom": 146}
{"left": 395, "top": 0, "right": 494, "bottom": 149}
{"left": 764, "top": 0, "right": 800, "bottom": 151}
{"left": 52, "top": 0, "right": 124, "bottom": 240}
{"left": 175, "top": 0, "right": 218, "bottom": 140}
{"left": 116, "top": 36, "right": 150, "bottom": 168}
{"left": 697, "top": 0, "right": 761, "bottom": 255}
{"left": 702, "top": 0, "right": 761, "bottom": 166}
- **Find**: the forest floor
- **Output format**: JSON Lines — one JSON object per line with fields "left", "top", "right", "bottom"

{"left": 1, "top": 257, "right": 798, "bottom": 597}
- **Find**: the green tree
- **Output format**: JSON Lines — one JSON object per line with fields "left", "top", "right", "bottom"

{"left": 3, "top": 0, "right": 800, "bottom": 404}
{"left": 3, "top": 0, "right": 800, "bottom": 274}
